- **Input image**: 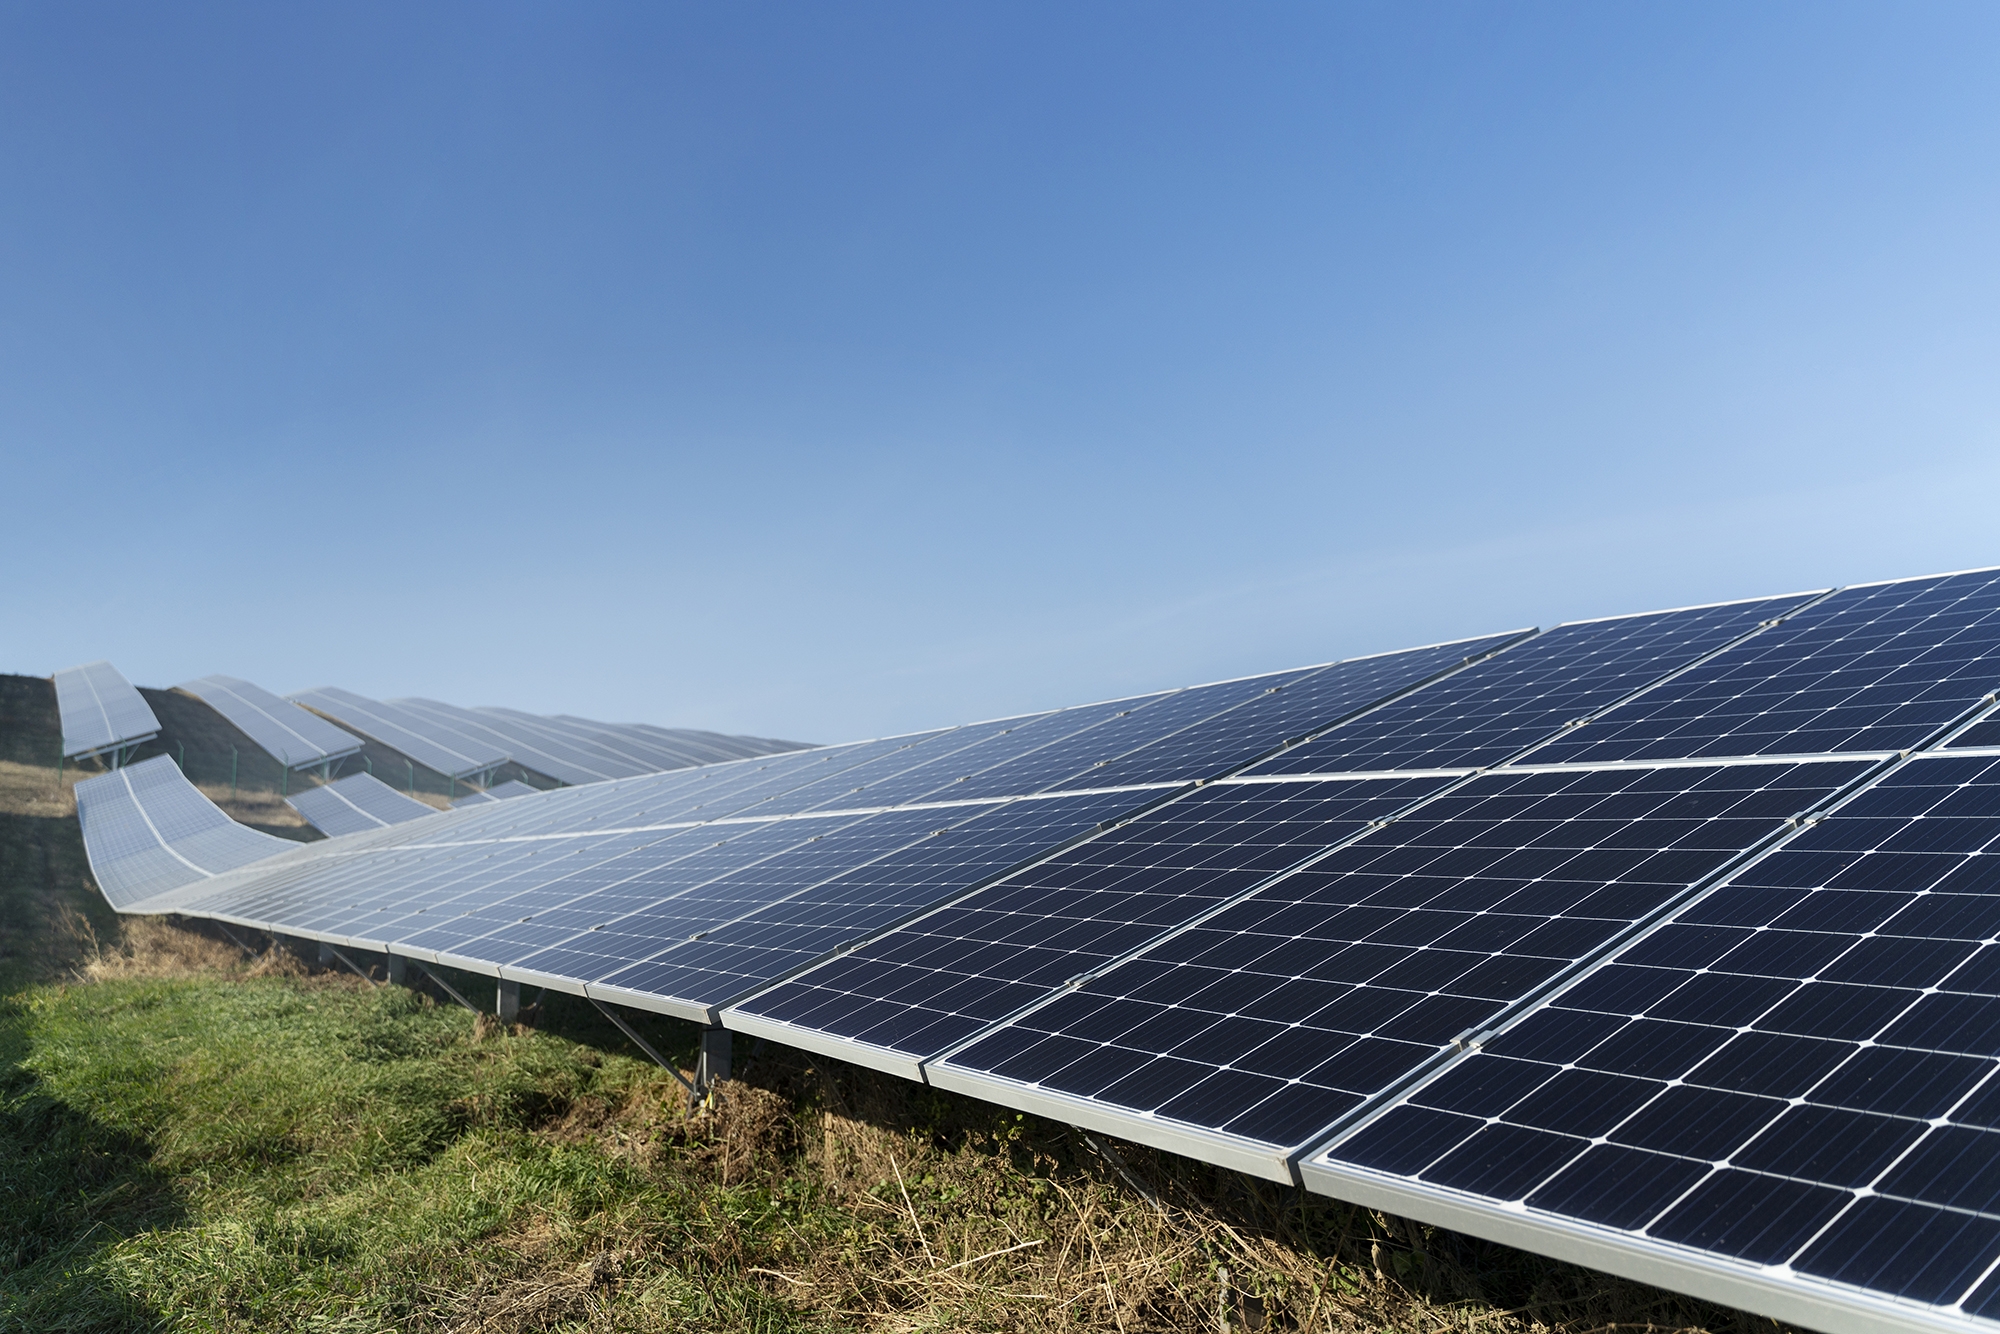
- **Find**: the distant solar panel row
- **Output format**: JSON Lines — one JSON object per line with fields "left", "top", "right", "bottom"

{"left": 289, "top": 685, "right": 811, "bottom": 787}
{"left": 55, "top": 660, "right": 160, "bottom": 760}
{"left": 75, "top": 568, "right": 2000, "bottom": 1334}
{"left": 179, "top": 674, "right": 363, "bottom": 769}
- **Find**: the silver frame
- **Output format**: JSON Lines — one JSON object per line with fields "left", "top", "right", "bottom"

{"left": 1298, "top": 1155, "right": 1990, "bottom": 1334}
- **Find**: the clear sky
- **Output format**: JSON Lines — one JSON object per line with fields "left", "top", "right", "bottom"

{"left": 4, "top": 3, "right": 1998, "bottom": 745}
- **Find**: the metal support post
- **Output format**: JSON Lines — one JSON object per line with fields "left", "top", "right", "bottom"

{"left": 317, "top": 941, "right": 334, "bottom": 967}
{"left": 230, "top": 746, "right": 238, "bottom": 800}
{"left": 496, "top": 979, "right": 520, "bottom": 1024}
{"left": 385, "top": 953, "right": 406, "bottom": 985}
{"left": 698, "top": 1027, "right": 732, "bottom": 1088}
{"left": 176, "top": 740, "right": 185, "bottom": 770}
{"left": 408, "top": 759, "right": 415, "bottom": 792}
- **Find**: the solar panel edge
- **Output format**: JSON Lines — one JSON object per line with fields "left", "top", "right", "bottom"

{"left": 925, "top": 1058, "right": 1300, "bottom": 1182}
{"left": 1297, "top": 1155, "right": 1971, "bottom": 1334}
{"left": 1840, "top": 561, "right": 2000, "bottom": 592}
{"left": 1554, "top": 586, "right": 1834, "bottom": 628}
{"left": 723, "top": 1005, "right": 931, "bottom": 1080}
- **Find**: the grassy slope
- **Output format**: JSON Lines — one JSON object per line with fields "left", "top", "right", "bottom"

{"left": 0, "top": 681, "right": 1788, "bottom": 1333}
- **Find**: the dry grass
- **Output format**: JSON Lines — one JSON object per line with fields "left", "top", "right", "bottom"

{"left": 0, "top": 756, "right": 80, "bottom": 818}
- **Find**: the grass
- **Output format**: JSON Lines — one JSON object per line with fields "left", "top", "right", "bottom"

{"left": 0, "top": 682, "right": 1795, "bottom": 1333}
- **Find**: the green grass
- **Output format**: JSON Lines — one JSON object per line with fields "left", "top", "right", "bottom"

{"left": 0, "top": 968, "right": 810, "bottom": 1332}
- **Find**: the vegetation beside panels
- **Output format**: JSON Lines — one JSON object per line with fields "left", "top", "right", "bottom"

{"left": 0, "top": 701, "right": 1793, "bottom": 1334}
{"left": 0, "top": 675, "right": 62, "bottom": 768}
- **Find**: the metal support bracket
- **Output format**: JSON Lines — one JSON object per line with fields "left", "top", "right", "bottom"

{"left": 496, "top": 979, "right": 520, "bottom": 1024}
{"left": 408, "top": 959, "right": 478, "bottom": 1014}
{"left": 321, "top": 944, "right": 379, "bottom": 988}
{"left": 588, "top": 998, "right": 712, "bottom": 1107}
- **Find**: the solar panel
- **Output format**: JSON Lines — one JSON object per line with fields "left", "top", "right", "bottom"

{"left": 923, "top": 758, "right": 1872, "bottom": 1177}
{"left": 1249, "top": 595, "right": 1821, "bottom": 777}
{"left": 54, "top": 660, "right": 160, "bottom": 760}
{"left": 286, "top": 773, "right": 438, "bottom": 837}
{"left": 289, "top": 687, "right": 510, "bottom": 779}
{"left": 1533, "top": 568, "right": 2000, "bottom": 765}
{"left": 725, "top": 774, "right": 1458, "bottom": 1077}
{"left": 452, "top": 779, "right": 541, "bottom": 806}
{"left": 1306, "top": 748, "right": 2000, "bottom": 1334}
{"left": 1046, "top": 632, "right": 1531, "bottom": 791}
{"left": 585, "top": 789, "right": 1156, "bottom": 1017}
{"left": 180, "top": 674, "right": 363, "bottom": 769}
{"left": 74, "top": 756, "right": 295, "bottom": 907}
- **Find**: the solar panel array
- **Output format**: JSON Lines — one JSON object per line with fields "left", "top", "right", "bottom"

{"left": 73, "top": 568, "right": 2000, "bottom": 1334}
{"left": 93, "top": 632, "right": 1520, "bottom": 1036}
{"left": 290, "top": 687, "right": 510, "bottom": 779}
{"left": 179, "top": 674, "right": 363, "bottom": 769}
{"left": 287, "top": 772, "right": 439, "bottom": 837}
{"left": 54, "top": 660, "right": 160, "bottom": 760}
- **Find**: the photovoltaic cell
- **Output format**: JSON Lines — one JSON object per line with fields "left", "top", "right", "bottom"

{"left": 1309, "top": 749, "right": 2000, "bottom": 1330}
{"left": 1045, "top": 631, "right": 1530, "bottom": 791}
{"left": 1534, "top": 568, "right": 2000, "bottom": 765}
{"left": 725, "top": 775, "right": 1455, "bottom": 1075}
{"left": 287, "top": 772, "right": 438, "bottom": 837}
{"left": 1249, "top": 596, "right": 1819, "bottom": 777}
{"left": 179, "top": 674, "right": 362, "bottom": 769}
{"left": 930, "top": 759, "right": 1870, "bottom": 1177}
{"left": 55, "top": 660, "right": 160, "bottom": 759}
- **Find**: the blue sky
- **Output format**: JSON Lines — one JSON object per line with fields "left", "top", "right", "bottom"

{"left": 4, "top": 3, "right": 1998, "bottom": 744}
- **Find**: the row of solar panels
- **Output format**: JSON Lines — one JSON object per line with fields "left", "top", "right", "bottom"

{"left": 51, "top": 663, "right": 806, "bottom": 789}
{"left": 68, "top": 567, "right": 2000, "bottom": 1334}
